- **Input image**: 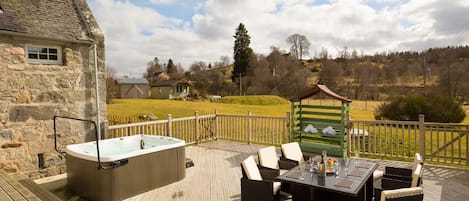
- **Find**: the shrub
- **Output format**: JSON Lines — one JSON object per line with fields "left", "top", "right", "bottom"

{"left": 374, "top": 95, "right": 466, "bottom": 123}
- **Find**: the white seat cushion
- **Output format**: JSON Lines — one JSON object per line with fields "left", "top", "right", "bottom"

{"left": 411, "top": 164, "right": 423, "bottom": 187}
{"left": 258, "top": 146, "right": 280, "bottom": 170}
{"left": 373, "top": 170, "right": 384, "bottom": 179}
{"left": 242, "top": 156, "right": 262, "bottom": 181}
{"left": 281, "top": 142, "right": 304, "bottom": 164}
{"left": 412, "top": 153, "right": 423, "bottom": 172}
{"left": 272, "top": 182, "right": 281, "bottom": 195}
{"left": 279, "top": 169, "right": 289, "bottom": 175}
{"left": 381, "top": 187, "right": 423, "bottom": 201}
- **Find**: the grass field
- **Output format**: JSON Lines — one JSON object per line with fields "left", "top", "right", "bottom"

{"left": 107, "top": 98, "right": 469, "bottom": 123}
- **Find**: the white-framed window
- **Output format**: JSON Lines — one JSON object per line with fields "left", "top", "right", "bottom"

{"left": 26, "top": 45, "right": 62, "bottom": 65}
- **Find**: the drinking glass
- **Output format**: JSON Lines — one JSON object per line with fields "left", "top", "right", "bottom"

{"left": 335, "top": 161, "right": 341, "bottom": 178}
{"left": 344, "top": 157, "right": 350, "bottom": 174}
{"left": 353, "top": 150, "right": 360, "bottom": 165}
{"left": 308, "top": 156, "right": 314, "bottom": 172}
{"left": 299, "top": 163, "right": 305, "bottom": 180}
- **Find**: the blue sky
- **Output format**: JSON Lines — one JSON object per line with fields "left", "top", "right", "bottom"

{"left": 88, "top": 0, "right": 469, "bottom": 77}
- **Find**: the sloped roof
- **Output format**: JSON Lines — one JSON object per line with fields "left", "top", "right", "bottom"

{"left": 152, "top": 79, "right": 192, "bottom": 87}
{"left": 0, "top": 0, "right": 101, "bottom": 42}
{"left": 291, "top": 84, "right": 352, "bottom": 102}
{"left": 116, "top": 78, "right": 149, "bottom": 85}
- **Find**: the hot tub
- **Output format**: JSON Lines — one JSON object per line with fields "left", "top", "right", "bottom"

{"left": 65, "top": 135, "right": 185, "bottom": 201}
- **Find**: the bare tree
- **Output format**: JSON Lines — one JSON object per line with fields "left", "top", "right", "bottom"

{"left": 319, "top": 47, "right": 329, "bottom": 60}
{"left": 105, "top": 66, "right": 119, "bottom": 103}
{"left": 286, "top": 33, "right": 311, "bottom": 60}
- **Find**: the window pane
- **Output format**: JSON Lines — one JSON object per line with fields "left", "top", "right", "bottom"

{"left": 39, "top": 48, "right": 47, "bottom": 53}
{"left": 39, "top": 54, "right": 48, "bottom": 59}
{"left": 28, "top": 54, "right": 38, "bottom": 59}
{"left": 49, "top": 48, "right": 57, "bottom": 54}
{"left": 49, "top": 55, "right": 58, "bottom": 60}
{"left": 28, "top": 47, "right": 38, "bottom": 53}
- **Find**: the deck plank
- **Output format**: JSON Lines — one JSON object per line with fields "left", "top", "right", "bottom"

{"left": 123, "top": 140, "right": 469, "bottom": 201}
{"left": 0, "top": 170, "right": 41, "bottom": 201}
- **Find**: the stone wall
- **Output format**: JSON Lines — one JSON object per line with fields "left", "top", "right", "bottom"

{"left": 0, "top": 35, "right": 106, "bottom": 179}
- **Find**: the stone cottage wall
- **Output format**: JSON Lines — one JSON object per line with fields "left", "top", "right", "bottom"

{"left": 0, "top": 35, "right": 106, "bottom": 179}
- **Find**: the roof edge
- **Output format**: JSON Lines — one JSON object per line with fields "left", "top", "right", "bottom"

{"left": 291, "top": 84, "right": 352, "bottom": 102}
{"left": 0, "top": 30, "right": 94, "bottom": 44}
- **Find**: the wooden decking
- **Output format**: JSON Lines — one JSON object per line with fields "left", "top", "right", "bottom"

{"left": 125, "top": 140, "right": 469, "bottom": 201}
{"left": 0, "top": 169, "right": 41, "bottom": 201}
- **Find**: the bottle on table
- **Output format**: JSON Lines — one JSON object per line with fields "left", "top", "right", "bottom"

{"left": 318, "top": 151, "right": 326, "bottom": 177}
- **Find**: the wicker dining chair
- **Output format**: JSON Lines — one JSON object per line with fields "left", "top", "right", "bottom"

{"left": 240, "top": 156, "right": 290, "bottom": 201}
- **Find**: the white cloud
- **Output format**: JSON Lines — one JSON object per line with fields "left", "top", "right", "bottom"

{"left": 88, "top": 0, "right": 469, "bottom": 77}
{"left": 148, "top": 0, "right": 176, "bottom": 4}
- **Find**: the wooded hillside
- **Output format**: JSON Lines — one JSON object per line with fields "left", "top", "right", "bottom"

{"left": 316, "top": 45, "right": 469, "bottom": 102}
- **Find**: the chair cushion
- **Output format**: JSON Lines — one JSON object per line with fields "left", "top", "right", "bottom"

{"left": 281, "top": 142, "right": 305, "bottom": 163}
{"left": 412, "top": 153, "right": 423, "bottom": 172}
{"left": 242, "top": 156, "right": 262, "bottom": 181}
{"left": 272, "top": 182, "right": 281, "bottom": 195}
{"left": 258, "top": 146, "right": 280, "bottom": 170}
{"left": 374, "top": 170, "right": 384, "bottom": 179}
{"left": 279, "top": 169, "right": 289, "bottom": 175}
{"left": 411, "top": 164, "right": 422, "bottom": 187}
{"left": 381, "top": 187, "right": 423, "bottom": 201}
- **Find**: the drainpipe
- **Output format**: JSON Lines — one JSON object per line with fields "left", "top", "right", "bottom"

{"left": 93, "top": 43, "right": 101, "bottom": 140}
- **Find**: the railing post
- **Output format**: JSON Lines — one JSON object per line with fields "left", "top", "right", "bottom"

{"left": 102, "top": 120, "right": 109, "bottom": 139}
{"left": 195, "top": 111, "right": 200, "bottom": 144}
{"left": 419, "top": 114, "right": 425, "bottom": 161}
{"left": 286, "top": 112, "right": 290, "bottom": 144}
{"left": 167, "top": 114, "right": 172, "bottom": 137}
{"left": 346, "top": 113, "right": 351, "bottom": 157}
{"left": 248, "top": 111, "right": 252, "bottom": 144}
{"left": 214, "top": 109, "right": 219, "bottom": 140}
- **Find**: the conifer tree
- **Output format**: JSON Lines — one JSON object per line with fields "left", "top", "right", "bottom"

{"left": 233, "top": 23, "right": 253, "bottom": 80}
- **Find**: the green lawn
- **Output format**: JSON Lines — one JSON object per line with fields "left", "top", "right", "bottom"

{"left": 107, "top": 98, "right": 467, "bottom": 122}
{"left": 107, "top": 99, "right": 292, "bottom": 119}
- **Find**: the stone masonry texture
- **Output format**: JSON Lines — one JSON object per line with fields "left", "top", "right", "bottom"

{"left": 0, "top": 0, "right": 106, "bottom": 179}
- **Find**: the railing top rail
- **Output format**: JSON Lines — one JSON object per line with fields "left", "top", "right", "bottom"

{"left": 351, "top": 119, "right": 469, "bottom": 127}
{"left": 424, "top": 122, "right": 469, "bottom": 127}
{"left": 108, "top": 119, "right": 169, "bottom": 129}
{"left": 108, "top": 114, "right": 217, "bottom": 129}
{"left": 172, "top": 114, "right": 216, "bottom": 122}
{"left": 217, "top": 114, "right": 285, "bottom": 118}
{"left": 349, "top": 119, "right": 419, "bottom": 125}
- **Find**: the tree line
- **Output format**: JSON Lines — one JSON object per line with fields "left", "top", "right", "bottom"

{"left": 106, "top": 22, "right": 469, "bottom": 103}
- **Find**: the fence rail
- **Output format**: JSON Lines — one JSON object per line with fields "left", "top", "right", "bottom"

{"left": 350, "top": 115, "right": 469, "bottom": 166}
{"left": 107, "top": 113, "right": 469, "bottom": 167}
{"left": 107, "top": 112, "right": 289, "bottom": 146}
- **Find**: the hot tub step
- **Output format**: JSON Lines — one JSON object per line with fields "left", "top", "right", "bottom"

{"left": 186, "top": 158, "right": 194, "bottom": 168}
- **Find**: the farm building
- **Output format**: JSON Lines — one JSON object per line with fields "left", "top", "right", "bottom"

{"left": 116, "top": 78, "right": 149, "bottom": 99}
{"left": 0, "top": 0, "right": 105, "bottom": 178}
{"left": 151, "top": 79, "right": 192, "bottom": 99}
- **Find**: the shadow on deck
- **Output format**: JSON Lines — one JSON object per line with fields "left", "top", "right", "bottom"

{"left": 28, "top": 140, "right": 469, "bottom": 201}
{"left": 126, "top": 140, "right": 469, "bottom": 201}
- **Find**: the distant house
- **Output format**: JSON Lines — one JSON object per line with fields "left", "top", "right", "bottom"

{"left": 151, "top": 79, "right": 192, "bottom": 99}
{"left": 116, "top": 78, "right": 149, "bottom": 99}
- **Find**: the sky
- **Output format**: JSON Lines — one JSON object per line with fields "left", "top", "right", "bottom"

{"left": 87, "top": 0, "right": 469, "bottom": 77}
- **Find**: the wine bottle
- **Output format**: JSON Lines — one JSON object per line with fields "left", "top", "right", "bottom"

{"left": 318, "top": 152, "right": 326, "bottom": 177}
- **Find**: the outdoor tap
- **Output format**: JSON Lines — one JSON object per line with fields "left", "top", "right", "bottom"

{"left": 140, "top": 135, "right": 145, "bottom": 149}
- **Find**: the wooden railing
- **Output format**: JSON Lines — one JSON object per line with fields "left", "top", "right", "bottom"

{"left": 106, "top": 111, "right": 289, "bottom": 146}
{"left": 349, "top": 115, "right": 469, "bottom": 166}
{"left": 107, "top": 113, "right": 468, "bottom": 167}
{"left": 216, "top": 112, "right": 289, "bottom": 145}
